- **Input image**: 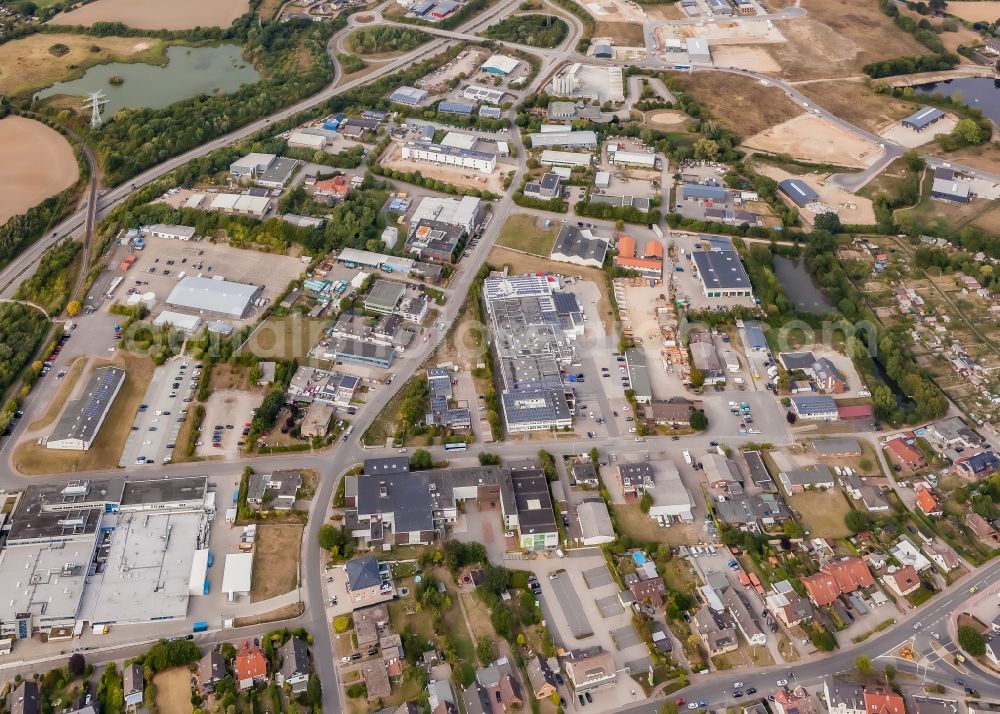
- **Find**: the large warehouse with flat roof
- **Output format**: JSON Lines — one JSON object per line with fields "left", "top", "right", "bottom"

{"left": 692, "top": 250, "right": 753, "bottom": 298}
{"left": 167, "top": 276, "right": 260, "bottom": 319}
{"left": 778, "top": 179, "right": 819, "bottom": 207}
{"left": 47, "top": 367, "right": 126, "bottom": 451}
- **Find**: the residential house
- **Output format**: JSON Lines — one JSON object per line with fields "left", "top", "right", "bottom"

{"left": 124, "top": 663, "right": 144, "bottom": 709}
{"left": 563, "top": 647, "right": 617, "bottom": 692}
{"left": 9, "top": 681, "right": 40, "bottom": 714}
{"left": 957, "top": 450, "right": 1000, "bottom": 478}
{"left": 234, "top": 643, "right": 268, "bottom": 691}
{"left": 800, "top": 557, "right": 874, "bottom": 607}
{"left": 693, "top": 605, "right": 738, "bottom": 656}
{"left": 915, "top": 486, "right": 942, "bottom": 517}
{"left": 362, "top": 660, "right": 392, "bottom": 700}
{"left": 353, "top": 603, "right": 390, "bottom": 648}
{"left": 345, "top": 555, "right": 394, "bottom": 606}
{"left": 278, "top": 636, "right": 311, "bottom": 694}
{"left": 884, "top": 565, "right": 921, "bottom": 597}
{"left": 644, "top": 398, "right": 698, "bottom": 426}
{"left": 884, "top": 436, "right": 925, "bottom": 472}
{"left": 778, "top": 464, "right": 834, "bottom": 495}
{"left": 924, "top": 540, "right": 960, "bottom": 572}
{"left": 525, "top": 655, "right": 558, "bottom": 700}
{"left": 864, "top": 690, "right": 906, "bottom": 714}
{"left": 246, "top": 469, "right": 302, "bottom": 511}
{"left": 617, "top": 463, "right": 654, "bottom": 498}
{"left": 198, "top": 650, "right": 227, "bottom": 694}
{"left": 467, "top": 658, "right": 523, "bottom": 714}
{"left": 630, "top": 575, "right": 666, "bottom": 608}
{"left": 428, "top": 679, "right": 457, "bottom": 712}
{"left": 911, "top": 698, "right": 960, "bottom": 714}
{"left": 812, "top": 357, "right": 847, "bottom": 393}
{"left": 773, "top": 687, "right": 818, "bottom": 714}
{"left": 966, "top": 513, "right": 1000, "bottom": 545}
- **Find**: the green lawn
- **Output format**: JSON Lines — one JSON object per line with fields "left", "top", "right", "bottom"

{"left": 496, "top": 214, "right": 559, "bottom": 256}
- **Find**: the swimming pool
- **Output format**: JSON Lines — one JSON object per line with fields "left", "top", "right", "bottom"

{"left": 632, "top": 552, "right": 646, "bottom": 565}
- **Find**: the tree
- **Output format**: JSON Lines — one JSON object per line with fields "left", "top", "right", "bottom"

{"left": 476, "top": 637, "right": 497, "bottom": 665}
{"left": 689, "top": 410, "right": 708, "bottom": 431}
{"left": 334, "top": 615, "right": 351, "bottom": 633}
{"left": 883, "top": 664, "right": 896, "bottom": 681}
{"left": 814, "top": 212, "right": 842, "bottom": 233}
{"left": 954, "top": 118, "right": 982, "bottom": 145}
{"left": 640, "top": 491, "right": 653, "bottom": 513}
{"left": 410, "top": 448, "right": 432, "bottom": 470}
{"left": 786, "top": 411, "right": 798, "bottom": 424}
{"left": 844, "top": 509, "right": 872, "bottom": 533}
{"left": 318, "top": 524, "right": 340, "bottom": 551}
{"left": 689, "top": 367, "right": 705, "bottom": 390}
{"left": 68, "top": 652, "right": 86, "bottom": 676}
{"left": 66, "top": 300, "right": 81, "bottom": 317}
{"left": 855, "top": 655, "right": 874, "bottom": 676}
{"left": 958, "top": 625, "right": 986, "bottom": 656}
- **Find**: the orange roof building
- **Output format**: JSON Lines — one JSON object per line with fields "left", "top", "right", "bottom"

{"left": 884, "top": 564, "right": 921, "bottom": 597}
{"left": 315, "top": 175, "right": 350, "bottom": 198}
{"left": 234, "top": 644, "right": 268, "bottom": 690}
{"left": 884, "top": 435, "right": 925, "bottom": 472}
{"left": 614, "top": 235, "right": 662, "bottom": 277}
{"left": 864, "top": 690, "right": 905, "bottom": 714}
{"left": 801, "top": 557, "right": 873, "bottom": 606}
{"left": 915, "top": 486, "right": 942, "bottom": 516}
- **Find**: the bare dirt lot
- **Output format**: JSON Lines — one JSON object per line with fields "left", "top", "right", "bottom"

{"left": 578, "top": 0, "right": 645, "bottom": 23}
{"left": 742, "top": 112, "right": 883, "bottom": 168}
{"left": 382, "top": 145, "right": 509, "bottom": 195}
{"left": 53, "top": 0, "right": 248, "bottom": 30}
{"left": 0, "top": 116, "right": 79, "bottom": 225}
{"left": 417, "top": 47, "right": 488, "bottom": 93}
{"left": 944, "top": 1, "right": 1000, "bottom": 23}
{"left": 710, "top": 45, "right": 782, "bottom": 73}
{"left": 798, "top": 79, "right": 917, "bottom": 134}
{"left": 644, "top": 109, "right": 689, "bottom": 129}
{"left": 154, "top": 668, "right": 193, "bottom": 714}
{"left": 0, "top": 33, "right": 165, "bottom": 97}
{"left": 755, "top": 164, "right": 877, "bottom": 224}
{"left": 765, "top": 0, "right": 927, "bottom": 80}
{"left": 593, "top": 21, "right": 645, "bottom": 46}
{"left": 673, "top": 71, "right": 801, "bottom": 138}
{"left": 251, "top": 523, "right": 303, "bottom": 602}
{"left": 881, "top": 115, "right": 957, "bottom": 148}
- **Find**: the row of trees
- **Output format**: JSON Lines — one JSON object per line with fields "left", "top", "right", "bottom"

{"left": 344, "top": 26, "right": 431, "bottom": 55}
{"left": 13, "top": 238, "right": 81, "bottom": 315}
{"left": 483, "top": 14, "right": 568, "bottom": 48}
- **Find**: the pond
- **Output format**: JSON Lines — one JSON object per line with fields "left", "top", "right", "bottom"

{"left": 913, "top": 77, "right": 1000, "bottom": 127}
{"left": 36, "top": 43, "right": 260, "bottom": 114}
{"left": 772, "top": 255, "right": 835, "bottom": 315}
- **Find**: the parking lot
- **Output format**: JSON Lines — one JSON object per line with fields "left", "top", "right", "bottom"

{"left": 103, "top": 233, "right": 306, "bottom": 327}
{"left": 196, "top": 388, "right": 259, "bottom": 459}
{"left": 119, "top": 356, "right": 201, "bottom": 466}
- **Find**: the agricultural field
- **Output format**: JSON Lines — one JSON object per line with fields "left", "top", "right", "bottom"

{"left": 52, "top": 0, "right": 248, "bottom": 30}
{"left": 944, "top": 1, "right": 1000, "bottom": 23}
{"left": 766, "top": 0, "right": 928, "bottom": 81}
{"left": 0, "top": 116, "right": 79, "bottom": 226}
{"left": 672, "top": 71, "right": 801, "bottom": 139}
{"left": 0, "top": 32, "right": 168, "bottom": 97}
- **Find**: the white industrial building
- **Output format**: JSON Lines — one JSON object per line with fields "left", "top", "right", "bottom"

{"left": 222, "top": 553, "right": 254, "bottom": 601}
{"left": 189, "top": 549, "right": 211, "bottom": 596}
{"left": 462, "top": 85, "right": 506, "bottom": 105}
{"left": 646, "top": 461, "right": 694, "bottom": 522}
{"left": 410, "top": 196, "right": 484, "bottom": 236}
{"left": 153, "top": 310, "right": 203, "bottom": 334}
{"left": 209, "top": 193, "right": 274, "bottom": 220}
{"left": 576, "top": 500, "right": 615, "bottom": 545}
{"left": 529, "top": 131, "right": 598, "bottom": 149}
{"left": 482, "top": 54, "right": 519, "bottom": 75}
{"left": 439, "top": 132, "right": 478, "bottom": 150}
{"left": 401, "top": 140, "right": 496, "bottom": 174}
{"left": 167, "top": 276, "right": 261, "bottom": 319}
{"left": 686, "top": 37, "right": 711, "bottom": 63}
{"left": 230, "top": 152, "right": 276, "bottom": 179}
{"left": 609, "top": 148, "right": 656, "bottom": 168}
{"left": 288, "top": 131, "right": 328, "bottom": 150}
{"left": 46, "top": 367, "right": 126, "bottom": 451}
{"left": 145, "top": 224, "right": 196, "bottom": 240}
{"left": 540, "top": 150, "right": 593, "bottom": 168}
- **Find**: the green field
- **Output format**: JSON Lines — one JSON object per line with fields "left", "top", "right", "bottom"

{"left": 496, "top": 214, "right": 558, "bottom": 256}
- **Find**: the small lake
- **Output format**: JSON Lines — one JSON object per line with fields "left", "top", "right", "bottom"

{"left": 36, "top": 44, "right": 260, "bottom": 114}
{"left": 913, "top": 77, "right": 1000, "bottom": 127}
{"left": 772, "top": 255, "right": 835, "bottom": 315}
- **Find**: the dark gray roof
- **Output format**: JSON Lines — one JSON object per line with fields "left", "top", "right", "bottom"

{"left": 357, "top": 472, "right": 434, "bottom": 533}
{"left": 903, "top": 107, "right": 945, "bottom": 130}
{"left": 48, "top": 366, "right": 125, "bottom": 446}
{"left": 682, "top": 183, "right": 727, "bottom": 201}
{"left": 779, "top": 351, "right": 816, "bottom": 371}
{"left": 790, "top": 395, "right": 838, "bottom": 416}
{"left": 778, "top": 179, "right": 819, "bottom": 206}
{"left": 10, "top": 681, "right": 40, "bottom": 714}
{"left": 364, "top": 457, "right": 410, "bottom": 476}
{"left": 198, "top": 650, "right": 226, "bottom": 686}
{"left": 121, "top": 475, "right": 207, "bottom": 506}
{"left": 692, "top": 250, "right": 751, "bottom": 291}
{"left": 511, "top": 468, "right": 558, "bottom": 535}
{"left": 346, "top": 555, "right": 383, "bottom": 591}
{"left": 551, "top": 226, "right": 609, "bottom": 265}
{"left": 280, "top": 637, "right": 310, "bottom": 679}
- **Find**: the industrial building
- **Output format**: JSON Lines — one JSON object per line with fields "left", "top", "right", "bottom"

{"left": 401, "top": 140, "right": 497, "bottom": 174}
{"left": 438, "top": 101, "right": 476, "bottom": 116}
{"left": 705, "top": 0, "right": 732, "bottom": 14}
{"left": 288, "top": 132, "right": 327, "bottom": 151}
{"left": 364, "top": 279, "right": 408, "bottom": 315}
{"left": 549, "top": 226, "right": 609, "bottom": 269}
{"left": 462, "top": 85, "right": 506, "bottom": 105}
{"left": 507, "top": 468, "right": 559, "bottom": 550}
{"left": 410, "top": 196, "right": 485, "bottom": 236}
{"left": 790, "top": 395, "right": 839, "bottom": 420}
{"left": 287, "top": 366, "right": 359, "bottom": 406}
{"left": 902, "top": 107, "right": 945, "bottom": 132}
{"left": 524, "top": 172, "right": 562, "bottom": 199}
{"left": 167, "top": 276, "right": 261, "bottom": 319}
{"left": 207, "top": 192, "right": 274, "bottom": 220}
{"left": 502, "top": 388, "right": 573, "bottom": 433}
{"left": 46, "top": 367, "right": 126, "bottom": 451}
{"left": 335, "top": 247, "right": 415, "bottom": 274}
{"left": 540, "top": 150, "right": 592, "bottom": 168}
{"left": 609, "top": 147, "right": 656, "bottom": 168}
{"left": 153, "top": 310, "right": 203, "bottom": 334}
{"left": 681, "top": 183, "right": 728, "bottom": 202}
{"left": 0, "top": 476, "right": 211, "bottom": 639}
{"left": 529, "top": 130, "right": 598, "bottom": 149}
{"left": 686, "top": 37, "right": 711, "bottom": 63}
{"left": 482, "top": 54, "right": 519, "bottom": 75}
{"left": 931, "top": 167, "right": 971, "bottom": 204}
{"left": 440, "top": 132, "right": 478, "bottom": 151}
{"left": 389, "top": 86, "right": 429, "bottom": 106}
{"left": 230, "top": 153, "right": 277, "bottom": 180}
{"left": 256, "top": 157, "right": 298, "bottom": 189}
{"left": 778, "top": 178, "right": 819, "bottom": 207}
{"left": 405, "top": 220, "right": 464, "bottom": 263}
{"left": 145, "top": 224, "right": 196, "bottom": 240}
{"left": 691, "top": 250, "right": 754, "bottom": 298}
{"left": 614, "top": 235, "right": 663, "bottom": 277}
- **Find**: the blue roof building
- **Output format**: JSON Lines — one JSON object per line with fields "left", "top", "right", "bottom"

{"left": 778, "top": 179, "right": 819, "bottom": 207}
{"left": 438, "top": 101, "right": 475, "bottom": 116}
